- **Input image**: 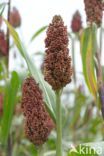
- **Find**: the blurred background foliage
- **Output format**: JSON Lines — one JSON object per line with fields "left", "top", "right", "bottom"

{"left": 0, "top": 1, "right": 104, "bottom": 156}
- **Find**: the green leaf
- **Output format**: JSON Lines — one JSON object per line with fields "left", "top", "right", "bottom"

{"left": 3, "top": 18, "right": 56, "bottom": 123}
{"left": 70, "top": 93, "right": 86, "bottom": 127}
{"left": 1, "top": 71, "right": 19, "bottom": 144}
{"left": 30, "top": 26, "right": 47, "bottom": 42}
{"left": 0, "top": 3, "right": 6, "bottom": 15}
{"left": 80, "top": 26, "right": 97, "bottom": 98}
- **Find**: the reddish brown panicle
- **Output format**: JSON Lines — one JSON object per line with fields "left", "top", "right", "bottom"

{"left": 9, "top": 7, "right": 21, "bottom": 28}
{"left": 21, "top": 77, "right": 54, "bottom": 146}
{"left": 84, "top": 0, "right": 104, "bottom": 26}
{"left": 71, "top": 11, "right": 82, "bottom": 33}
{"left": 44, "top": 15, "right": 72, "bottom": 90}
{"left": 0, "top": 31, "right": 8, "bottom": 56}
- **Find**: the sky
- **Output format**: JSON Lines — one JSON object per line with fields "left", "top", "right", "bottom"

{"left": 12, "top": 0, "right": 86, "bottom": 45}
{"left": 11, "top": 0, "right": 85, "bottom": 72}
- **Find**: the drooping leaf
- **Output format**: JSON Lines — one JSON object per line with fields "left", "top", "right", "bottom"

{"left": 80, "top": 26, "right": 97, "bottom": 98}
{"left": 1, "top": 71, "right": 19, "bottom": 144}
{"left": 30, "top": 26, "right": 47, "bottom": 42}
{"left": 3, "top": 18, "right": 56, "bottom": 122}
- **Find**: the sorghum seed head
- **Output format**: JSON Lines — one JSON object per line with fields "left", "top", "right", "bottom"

{"left": 21, "top": 77, "right": 54, "bottom": 146}
{"left": 84, "top": 0, "right": 104, "bottom": 26}
{"left": 0, "top": 31, "right": 8, "bottom": 56}
{"left": 9, "top": 7, "right": 21, "bottom": 28}
{"left": 44, "top": 15, "right": 72, "bottom": 90}
{"left": 45, "top": 15, "right": 68, "bottom": 50}
{"left": 71, "top": 11, "right": 82, "bottom": 33}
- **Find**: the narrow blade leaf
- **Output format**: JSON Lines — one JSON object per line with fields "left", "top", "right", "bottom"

{"left": 1, "top": 71, "right": 19, "bottom": 144}
{"left": 80, "top": 26, "right": 97, "bottom": 98}
{"left": 30, "top": 26, "right": 47, "bottom": 42}
{"left": 3, "top": 19, "right": 56, "bottom": 122}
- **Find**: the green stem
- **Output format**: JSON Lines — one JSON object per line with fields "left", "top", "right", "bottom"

{"left": 7, "top": 0, "right": 12, "bottom": 156}
{"left": 56, "top": 90, "right": 62, "bottom": 156}
{"left": 37, "top": 146, "right": 43, "bottom": 156}
{"left": 72, "top": 37, "right": 76, "bottom": 86}
{"left": 6, "top": 0, "right": 11, "bottom": 74}
{"left": 99, "top": 27, "right": 103, "bottom": 58}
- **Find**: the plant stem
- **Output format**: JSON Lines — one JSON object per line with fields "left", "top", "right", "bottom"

{"left": 94, "top": 26, "right": 104, "bottom": 120}
{"left": 37, "top": 146, "right": 43, "bottom": 156}
{"left": 6, "top": 0, "right": 11, "bottom": 71}
{"left": 7, "top": 135, "right": 12, "bottom": 156}
{"left": 99, "top": 27, "right": 103, "bottom": 58}
{"left": 7, "top": 1, "right": 12, "bottom": 156}
{"left": 56, "top": 90, "right": 62, "bottom": 156}
{"left": 72, "top": 37, "right": 77, "bottom": 86}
